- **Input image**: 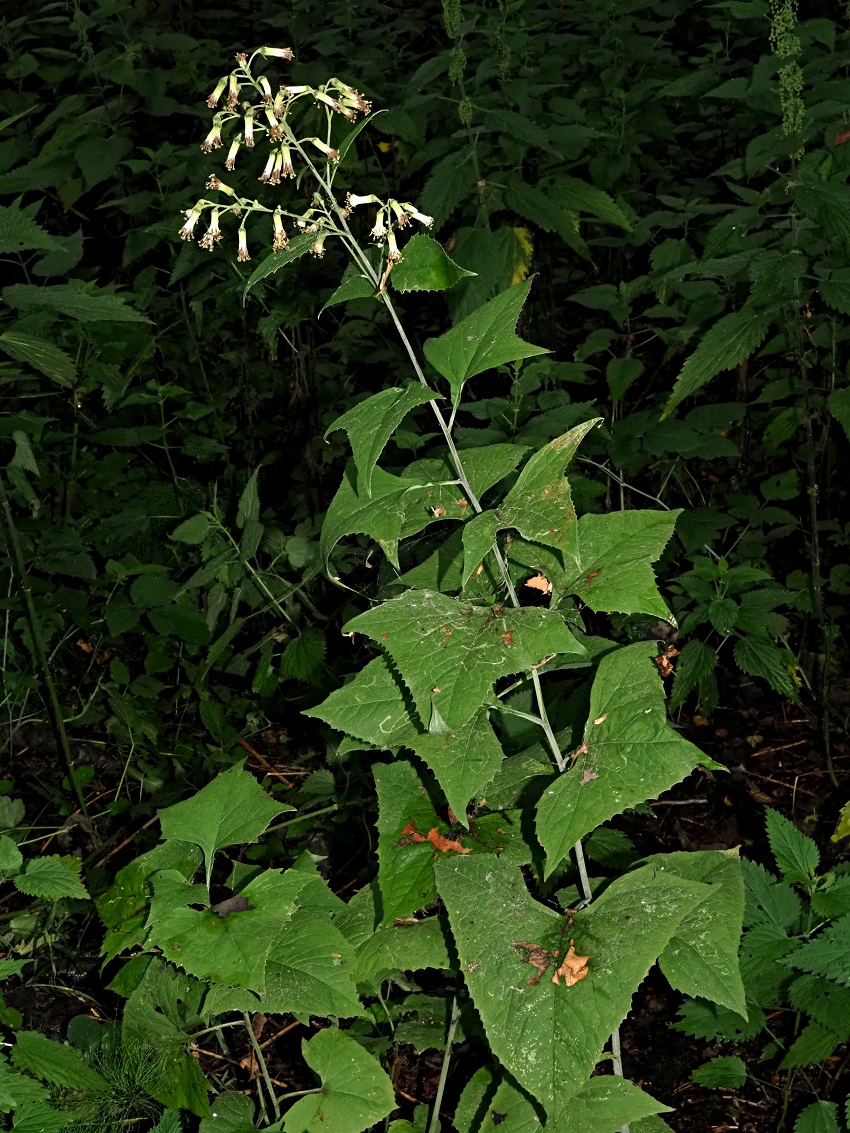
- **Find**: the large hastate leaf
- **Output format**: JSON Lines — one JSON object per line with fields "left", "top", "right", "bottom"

{"left": 261, "top": 906, "right": 364, "bottom": 1018}
{"left": 435, "top": 855, "right": 706, "bottom": 1123}
{"left": 462, "top": 421, "right": 599, "bottom": 583}
{"left": 158, "top": 765, "right": 292, "bottom": 886}
{"left": 322, "top": 446, "right": 527, "bottom": 571}
{"left": 325, "top": 385, "right": 441, "bottom": 498}
{"left": 282, "top": 1028, "right": 395, "bottom": 1133}
{"left": 559, "top": 510, "right": 681, "bottom": 621}
{"left": 374, "top": 760, "right": 531, "bottom": 924}
{"left": 345, "top": 590, "right": 585, "bottom": 732}
{"left": 305, "top": 656, "right": 504, "bottom": 820}
{"left": 641, "top": 850, "right": 747, "bottom": 1015}
{"left": 391, "top": 233, "right": 476, "bottom": 292}
{"left": 145, "top": 865, "right": 310, "bottom": 988}
{"left": 536, "top": 642, "right": 715, "bottom": 877}
{"left": 482, "top": 1073, "right": 671, "bottom": 1133}
{"left": 423, "top": 280, "right": 548, "bottom": 407}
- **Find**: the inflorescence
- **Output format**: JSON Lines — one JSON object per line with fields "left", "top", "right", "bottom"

{"left": 179, "top": 47, "right": 431, "bottom": 267}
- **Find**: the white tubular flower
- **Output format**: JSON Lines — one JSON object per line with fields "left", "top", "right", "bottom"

{"left": 283, "top": 85, "right": 311, "bottom": 94}
{"left": 264, "top": 107, "right": 282, "bottom": 140}
{"left": 207, "top": 76, "right": 227, "bottom": 108}
{"left": 259, "top": 46, "right": 295, "bottom": 59}
{"left": 272, "top": 210, "right": 289, "bottom": 251}
{"left": 386, "top": 228, "right": 403, "bottom": 263}
{"left": 281, "top": 145, "right": 295, "bottom": 178}
{"left": 199, "top": 208, "right": 223, "bottom": 251}
{"left": 205, "top": 174, "right": 236, "bottom": 197}
{"left": 308, "top": 137, "right": 339, "bottom": 162}
{"left": 332, "top": 81, "right": 372, "bottom": 115}
{"left": 258, "top": 151, "right": 276, "bottom": 183}
{"left": 225, "top": 134, "right": 242, "bottom": 171}
{"left": 237, "top": 225, "right": 250, "bottom": 262}
{"left": 178, "top": 204, "right": 203, "bottom": 241}
{"left": 310, "top": 232, "right": 327, "bottom": 258}
{"left": 314, "top": 89, "right": 342, "bottom": 112}
{"left": 370, "top": 209, "right": 387, "bottom": 241}
{"left": 401, "top": 203, "right": 434, "bottom": 227}
{"left": 201, "top": 118, "right": 223, "bottom": 153}
{"left": 346, "top": 193, "right": 380, "bottom": 209}
{"left": 244, "top": 109, "right": 255, "bottom": 147}
{"left": 388, "top": 199, "right": 410, "bottom": 227}
{"left": 258, "top": 75, "right": 273, "bottom": 102}
{"left": 273, "top": 89, "right": 289, "bottom": 119}
{"left": 226, "top": 74, "right": 240, "bottom": 110}
{"left": 268, "top": 150, "right": 283, "bottom": 185}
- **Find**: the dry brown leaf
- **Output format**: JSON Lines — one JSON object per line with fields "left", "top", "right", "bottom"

{"left": 427, "top": 828, "right": 470, "bottom": 854}
{"left": 525, "top": 573, "right": 553, "bottom": 595}
{"left": 552, "top": 940, "right": 591, "bottom": 986}
{"left": 653, "top": 645, "right": 680, "bottom": 678}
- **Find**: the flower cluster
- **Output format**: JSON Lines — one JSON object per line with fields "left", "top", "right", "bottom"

{"left": 343, "top": 194, "right": 433, "bottom": 262}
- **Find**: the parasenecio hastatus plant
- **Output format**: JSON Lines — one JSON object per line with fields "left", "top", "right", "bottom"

{"left": 0, "top": 46, "right": 752, "bottom": 1133}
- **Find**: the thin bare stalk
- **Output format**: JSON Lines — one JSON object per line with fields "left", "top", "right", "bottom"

{"left": 0, "top": 473, "right": 89, "bottom": 819}
{"left": 427, "top": 995, "right": 461, "bottom": 1133}
{"left": 243, "top": 1012, "right": 281, "bottom": 1122}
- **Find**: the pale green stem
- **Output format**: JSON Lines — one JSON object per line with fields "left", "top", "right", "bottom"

{"left": 243, "top": 1011, "right": 281, "bottom": 1122}
{"left": 427, "top": 996, "right": 461, "bottom": 1133}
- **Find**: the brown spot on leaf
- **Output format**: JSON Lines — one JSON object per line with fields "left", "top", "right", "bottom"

{"left": 501, "top": 631, "right": 515, "bottom": 645}
{"left": 512, "top": 941, "right": 557, "bottom": 986}
{"left": 580, "top": 769, "right": 598, "bottom": 786}
{"left": 584, "top": 570, "right": 601, "bottom": 586}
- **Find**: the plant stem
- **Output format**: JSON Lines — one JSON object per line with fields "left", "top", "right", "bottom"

{"left": 427, "top": 995, "right": 461, "bottom": 1133}
{"left": 0, "top": 473, "right": 89, "bottom": 819}
{"left": 610, "top": 1028, "right": 630, "bottom": 1133}
{"left": 243, "top": 1011, "right": 281, "bottom": 1122}
{"left": 266, "top": 803, "right": 340, "bottom": 833}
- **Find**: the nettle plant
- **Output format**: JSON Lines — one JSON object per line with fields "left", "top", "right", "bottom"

{"left": 0, "top": 49, "right": 759, "bottom": 1133}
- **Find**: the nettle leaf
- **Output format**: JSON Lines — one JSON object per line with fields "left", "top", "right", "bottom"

{"left": 781, "top": 1022, "right": 843, "bottom": 1070}
{"left": 392, "top": 233, "right": 476, "bottom": 292}
{"left": 741, "top": 858, "right": 801, "bottom": 930}
{"left": 673, "top": 998, "right": 765, "bottom": 1042}
{"left": 11, "top": 1032, "right": 108, "bottom": 1092}
{"left": 536, "top": 643, "right": 715, "bottom": 878}
{"left": 374, "top": 760, "right": 530, "bottom": 923}
{"left": 690, "top": 1055, "right": 746, "bottom": 1089}
{"left": 0, "top": 202, "right": 62, "bottom": 255}
{"left": 282, "top": 1028, "right": 395, "bottom": 1133}
{"left": 242, "top": 232, "right": 315, "bottom": 295}
{"left": 663, "top": 307, "right": 770, "bottom": 417}
{"left": 306, "top": 656, "right": 504, "bottom": 820}
{"left": 158, "top": 765, "right": 293, "bottom": 886}
{"left": 642, "top": 850, "right": 746, "bottom": 1015}
{"left": 559, "top": 510, "right": 681, "bottom": 621}
{"left": 827, "top": 387, "right": 850, "bottom": 443}
{"left": 554, "top": 176, "right": 632, "bottom": 231}
{"left": 734, "top": 636, "right": 796, "bottom": 699}
{"left": 345, "top": 590, "right": 585, "bottom": 732}
{"left": 0, "top": 835, "right": 23, "bottom": 876}
{"left": 15, "top": 856, "right": 89, "bottom": 901}
{"left": 2, "top": 281, "right": 149, "bottom": 323}
{"left": 794, "top": 1101, "right": 841, "bottom": 1133}
{"left": 423, "top": 279, "right": 548, "bottom": 408}
{"left": 781, "top": 914, "right": 850, "bottom": 986}
{"left": 325, "top": 384, "right": 441, "bottom": 497}
{"left": 436, "top": 855, "right": 706, "bottom": 1123}
{"left": 0, "top": 331, "right": 77, "bottom": 387}
{"left": 765, "top": 808, "right": 819, "bottom": 883}
{"left": 461, "top": 421, "right": 599, "bottom": 583}
{"left": 170, "top": 512, "right": 211, "bottom": 545}
{"left": 788, "top": 975, "right": 850, "bottom": 1038}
